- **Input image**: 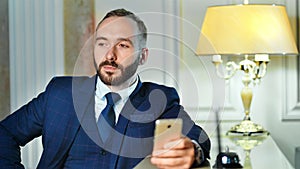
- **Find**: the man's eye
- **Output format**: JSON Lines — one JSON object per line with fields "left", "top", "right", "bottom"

{"left": 119, "top": 43, "right": 130, "bottom": 48}
{"left": 98, "top": 43, "right": 106, "bottom": 46}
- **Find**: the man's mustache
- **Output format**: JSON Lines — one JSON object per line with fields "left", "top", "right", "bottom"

{"left": 99, "top": 60, "right": 123, "bottom": 69}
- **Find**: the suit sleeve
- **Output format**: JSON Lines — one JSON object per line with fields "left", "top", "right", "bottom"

{"left": 158, "top": 87, "right": 211, "bottom": 162}
{"left": 0, "top": 78, "right": 56, "bottom": 168}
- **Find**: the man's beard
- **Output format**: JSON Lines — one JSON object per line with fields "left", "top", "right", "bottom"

{"left": 98, "top": 58, "right": 139, "bottom": 86}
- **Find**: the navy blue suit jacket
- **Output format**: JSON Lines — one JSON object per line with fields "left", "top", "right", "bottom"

{"left": 0, "top": 76, "right": 210, "bottom": 169}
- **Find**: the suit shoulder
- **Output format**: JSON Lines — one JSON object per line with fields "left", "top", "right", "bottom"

{"left": 141, "top": 82, "right": 179, "bottom": 98}
{"left": 142, "top": 81, "right": 175, "bottom": 90}
{"left": 46, "top": 76, "right": 95, "bottom": 92}
{"left": 48, "top": 76, "right": 93, "bottom": 86}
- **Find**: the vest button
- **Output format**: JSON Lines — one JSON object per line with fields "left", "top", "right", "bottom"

{"left": 100, "top": 150, "right": 107, "bottom": 156}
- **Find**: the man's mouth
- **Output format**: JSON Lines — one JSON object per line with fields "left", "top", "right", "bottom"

{"left": 103, "top": 65, "right": 118, "bottom": 72}
{"left": 99, "top": 61, "right": 120, "bottom": 73}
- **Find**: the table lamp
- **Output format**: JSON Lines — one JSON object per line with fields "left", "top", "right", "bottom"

{"left": 196, "top": 3, "right": 298, "bottom": 135}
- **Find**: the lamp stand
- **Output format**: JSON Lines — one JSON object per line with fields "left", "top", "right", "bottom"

{"left": 227, "top": 69, "right": 269, "bottom": 136}
{"left": 213, "top": 54, "right": 270, "bottom": 136}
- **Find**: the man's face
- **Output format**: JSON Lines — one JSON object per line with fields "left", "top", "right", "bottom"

{"left": 94, "top": 16, "right": 142, "bottom": 86}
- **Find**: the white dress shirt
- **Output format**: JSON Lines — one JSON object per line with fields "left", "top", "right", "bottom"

{"left": 94, "top": 76, "right": 138, "bottom": 124}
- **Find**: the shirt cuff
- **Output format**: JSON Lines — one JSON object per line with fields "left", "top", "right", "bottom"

{"left": 191, "top": 140, "right": 205, "bottom": 166}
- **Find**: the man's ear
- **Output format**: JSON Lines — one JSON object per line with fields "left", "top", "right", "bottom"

{"left": 139, "top": 48, "right": 149, "bottom": 65}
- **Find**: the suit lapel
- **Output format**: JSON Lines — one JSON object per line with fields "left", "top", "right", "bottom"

{"left": 72, "top": 75, "right": 102, "bottom": 145}
{"left": 108, "top": 80, "right": 146, "bottom": 168}
{"left": 115, "top": 80, "right": 145, "bottom": 134}
{"left": 72, "top": 76, "right": 97, "bottom": 121}
{"left": 79, "top": 94, "right": 102, "bottom": 145}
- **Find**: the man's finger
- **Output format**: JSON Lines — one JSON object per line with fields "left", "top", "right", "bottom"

{"left": 164, "top": 137, "right": 193, "bottom": 149}
{"left": 152, "top": 149, "right": 193, "bottom": 158}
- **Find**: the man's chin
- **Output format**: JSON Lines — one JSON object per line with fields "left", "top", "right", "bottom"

{"left": 99, "top": 74, "right": 121, "bottom": 86}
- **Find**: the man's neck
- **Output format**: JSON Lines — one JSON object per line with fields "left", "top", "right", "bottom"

{"left": 107, "top": 75, "right": 138, "bottom": 92}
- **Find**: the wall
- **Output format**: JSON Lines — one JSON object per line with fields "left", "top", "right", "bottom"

{"left": 64, "top": 0, "right": 95, "bottom": 75}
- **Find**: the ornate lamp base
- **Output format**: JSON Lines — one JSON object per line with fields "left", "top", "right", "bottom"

{"left": 226, "top": 120, "right": 270, "bottom": 136}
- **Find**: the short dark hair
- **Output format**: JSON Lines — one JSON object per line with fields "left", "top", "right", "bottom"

{"left": 96, "top": 8, "right": 147, "bottom": 48}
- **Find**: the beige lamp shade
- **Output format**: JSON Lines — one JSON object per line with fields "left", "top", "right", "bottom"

{"left": 196, "top": 4, "right": 298, "bottom": 55}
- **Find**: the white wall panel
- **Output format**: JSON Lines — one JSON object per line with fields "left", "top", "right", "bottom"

{"left": 9, "top": 0, "right": 64, "bottom": 168}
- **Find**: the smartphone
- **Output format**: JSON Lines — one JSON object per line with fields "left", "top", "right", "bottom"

{"left": 153, "top": 118, "right": 182, "bottom": 152}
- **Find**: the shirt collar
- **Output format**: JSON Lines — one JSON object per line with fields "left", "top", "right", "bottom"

{"left": 95, "top": 76, "right": 139, "bottom": 102}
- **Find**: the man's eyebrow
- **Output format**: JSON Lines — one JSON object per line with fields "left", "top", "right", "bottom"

{"left": 116, "top": 37, "right": 134, "bottom": 45}
{"left": 95, "top": 36, "right": 134, "bottom": 45}
{"left": 95, "top": 37, "right": 107, "bottom": 41}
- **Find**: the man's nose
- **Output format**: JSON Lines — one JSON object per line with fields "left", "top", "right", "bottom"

{"left": 106, "top": 45, "right": 117, "bottom": 60}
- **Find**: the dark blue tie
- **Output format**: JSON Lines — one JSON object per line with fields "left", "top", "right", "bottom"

{"left": 97, "top": 92, "right": 121, "bottom": 142}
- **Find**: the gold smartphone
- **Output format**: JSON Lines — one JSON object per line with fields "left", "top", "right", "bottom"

{"left": 153, "top": 118, "right": 182, "bottom": 151}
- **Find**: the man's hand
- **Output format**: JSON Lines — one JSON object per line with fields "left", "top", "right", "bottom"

{"left": 151, "top": 137, "right": 195, "bottom": 169}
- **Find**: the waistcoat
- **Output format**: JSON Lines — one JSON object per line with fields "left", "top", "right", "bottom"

{"left": 63, "top": 126, "right": 114, "bottom": 169}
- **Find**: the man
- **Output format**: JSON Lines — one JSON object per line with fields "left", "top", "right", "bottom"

{"left": 0, "top": 8, "right": 210, "bottom": 169}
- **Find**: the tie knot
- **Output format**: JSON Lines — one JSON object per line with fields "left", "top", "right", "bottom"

{"left": 105, "top": 92, "right": 121, "bottom": 105}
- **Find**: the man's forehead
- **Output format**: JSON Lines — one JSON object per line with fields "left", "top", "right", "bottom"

{"left": 96, "top": 16, "right": 139, "bottom": 38}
